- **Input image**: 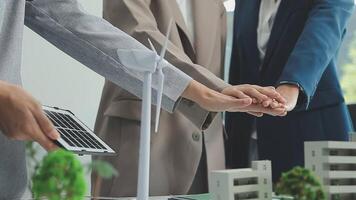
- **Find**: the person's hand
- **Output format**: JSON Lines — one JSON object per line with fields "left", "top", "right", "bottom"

{"left": 0, "top": 81, "right": 60, "bottom": 151}
{"left": 182, "top": 80, "right": 254, "bottom": 112}
{"left": 276, "top": 84, "right": 300, "bottom": 111}
{"left": 222, "top": 84, "right": 287, "bottom": 106}
{"left": 242, "top": 103, "right": 287, "bottom": 117}
{"left": 222, "top": 84, "right": 287, "bottom": 117}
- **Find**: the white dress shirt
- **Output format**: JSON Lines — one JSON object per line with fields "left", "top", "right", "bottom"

{"left": 252, "top": 0, "right": 281, "bottom": 140}
{"left": 176, "top": 0, "right": 195, "bottom": 44}
{"left": 257, "top": 0, "right": 282, "bottom": 61}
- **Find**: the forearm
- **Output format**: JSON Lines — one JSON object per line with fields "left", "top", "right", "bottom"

{"left": 24, "top": 0, "right": 192, "bottom": 113}
{"left": 278, "top": 0, "right": 355, "bottom": 109}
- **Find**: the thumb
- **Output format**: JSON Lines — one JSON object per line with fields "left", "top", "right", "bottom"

{"left": 228, "top": 96, "right": 253, "bottom": 109}
{"left": 28, "top": 113, "right": 58, "bottom": 151}
{"left": 222, "top": 88, "right": 251, "bottom": 99}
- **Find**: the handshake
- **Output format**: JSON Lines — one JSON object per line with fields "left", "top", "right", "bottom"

{"left": 182, "top": 80, "right": 300, "bottom": 117}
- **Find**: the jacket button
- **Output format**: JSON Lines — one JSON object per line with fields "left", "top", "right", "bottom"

{"left": 192, "top": 132, "right": 201, "bottom": 141}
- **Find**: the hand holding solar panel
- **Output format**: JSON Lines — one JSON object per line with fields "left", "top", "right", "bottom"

{"left": 116, "top": 19, "right": 173, "bottom": 200}
{"left": 43, "top": 106, "right": 115, "bottom": 155}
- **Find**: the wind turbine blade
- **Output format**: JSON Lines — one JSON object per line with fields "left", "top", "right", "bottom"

{"left": 147, "top": 38, "right": 158, "bottom": 54}
{"left": 154, "top": 19, "right": 172, "bottom": 132}
{"left": 159, "top": 18, "right": 173, "bottom": 62}
{"left": 155, "top": 70, "right": 164, "bottom": 133}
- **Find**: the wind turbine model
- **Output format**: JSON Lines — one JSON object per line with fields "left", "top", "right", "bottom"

{"left": 116, "top": 19, "right": 173, "bottom": 200}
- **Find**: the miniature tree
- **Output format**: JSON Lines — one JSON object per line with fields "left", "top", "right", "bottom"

{"left": 32, "top": 149, "right": 86, "bottom": 200}
{"left": 275, "top": 166, "right": 326, "bottom": 200}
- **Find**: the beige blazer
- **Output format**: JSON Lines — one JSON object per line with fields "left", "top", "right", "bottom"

{"left": 93, "top": 0, "right": 228, "bottom": 197}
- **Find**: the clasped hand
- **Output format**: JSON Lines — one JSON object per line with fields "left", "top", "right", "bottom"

{"left": 221, "top": 85, "right": 287, "bottom": 117}
{"left": 183, "top": 80, "right": 298, "bottom": 117}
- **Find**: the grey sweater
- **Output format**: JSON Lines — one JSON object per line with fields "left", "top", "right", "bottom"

{"left": 0, "top": 1, "right": 27, "bottom": 198}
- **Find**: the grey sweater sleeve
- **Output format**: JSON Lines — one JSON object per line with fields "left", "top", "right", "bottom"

{"left": 24, "top": 0, "right": 192, "bottom": 113}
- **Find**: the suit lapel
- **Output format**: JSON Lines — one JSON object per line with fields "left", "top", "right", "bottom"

{"left": 193, "top": 0, "right": 220, "bottom": 65}
{"left": 170, "top": 0, "right": 196, "bottom": 60}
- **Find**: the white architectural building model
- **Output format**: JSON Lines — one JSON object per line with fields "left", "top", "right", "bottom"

{"left": 351, "top": 133, "right": 356, "bottom": 142}
{"left": 209, "top": 160, "right": 272, "bottom": 200}
{"left": 305, "top": 138, "right": 356, "bottom": 200}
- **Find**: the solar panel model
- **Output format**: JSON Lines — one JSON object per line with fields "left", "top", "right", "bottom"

{"left": 43, "top": 106, "right": 116, "bottom": 156}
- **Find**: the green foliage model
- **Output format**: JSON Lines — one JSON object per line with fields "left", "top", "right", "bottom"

{"left": 341, "top": 31, "right": 356, "bottom": 103}
{"left": 275, "top": 167, "right": 326, "bottom": 200}
{"left": 26, "top": 141, "right": 119, "bottom": 199}
{"left": 32, "top": 149, "right": 86, "bottom": 200}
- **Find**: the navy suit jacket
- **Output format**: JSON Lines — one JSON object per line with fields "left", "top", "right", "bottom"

{"left": 226, "top": 0, "right": 355, "bottom": 182}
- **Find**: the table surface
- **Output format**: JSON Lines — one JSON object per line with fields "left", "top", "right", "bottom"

{"left": 86, "top": 193, "right": 289, "bottom": 200}
{"left": 87, "top": 194, "right": 210, "bottom": 200}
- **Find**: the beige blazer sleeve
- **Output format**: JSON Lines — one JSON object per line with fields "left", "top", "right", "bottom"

{"left": 103, "top": 0, "right": 230, "bottom": 130}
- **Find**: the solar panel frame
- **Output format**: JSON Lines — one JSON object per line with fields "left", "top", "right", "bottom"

{"left": 43, "top": 106, "right": 116, "bottom": 156}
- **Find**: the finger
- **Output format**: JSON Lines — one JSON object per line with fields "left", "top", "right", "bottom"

{"left": 267, "top": 108, "right": 287, "bottom": 116}
{"left": 273, "top": 87, "right": 288, "bottom": 104}
{"left": 223, "top": 88, "right": 250, "bottom": 99}
{"left": 262, "top": 99, "right": 272, "bottom": 107}
{"left": 226, "top": 98, "right": 253, "bottom": 112}
{"left": 274, "top": 94, "right": 287, "bottom": 104}
{"left": 233, "top": 90, "right": 250, "bottom": 99}
{"left": 33, "top": 129, "right": 58, "bottom": 151}
{"left": 266, "top": 86, "right": 276, "bottom": 90}
{"left": 248, "top": 112, "right": 264, "bottom": 117}
{"left": 279, "top": 103, "right": 287, "bottom": 108}
{"left": 231, "top": 98, "right": 253, "bottom": 108}
{"left": 245, "top": 88, "right": 269, "bottom": 102}
{"left": 252, "top": 98, "right": 258, "bottom": 104}
{"left": 247, "top": 104, "right": 286, "bottom": 116}
{"left": 258, "top": 87, "right": 287, "bottom": 103}
{"left": 33, "top": 108, "right": 60, "bottom": 140}
{"left": 270, "top": 100, "right": 280, "bottom": 108}
{"left": 28, "top": 114, "right": 58, "bottom": 151}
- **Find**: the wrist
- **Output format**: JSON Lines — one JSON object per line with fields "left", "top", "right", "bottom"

{"left": 277, "top": 84, "right": 299, "bottom": 98}
{"left": 277, "top": 82, "right": 302, "bottom": 94}
{"left": 182, "top": 80, "right": 216, "bottom": 105}
{"left": 220, "top": 84, "right": 232, "bottom": 93}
